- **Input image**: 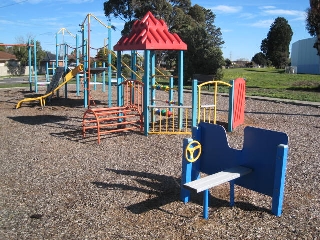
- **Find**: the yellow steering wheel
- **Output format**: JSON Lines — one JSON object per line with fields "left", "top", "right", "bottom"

{"left": 185, "top": 140, "right": 202, "bottom": 163}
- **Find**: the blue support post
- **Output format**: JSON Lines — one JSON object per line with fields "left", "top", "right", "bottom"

{"left": 64, "top": 43, "right": 68, "bottom": 98}
{"left": 45, "top": 62, "right": 49, "bottom": 92}
{"left": 28, "top": 39, "right": 32, "bottom": 92}
{"left": 108, "top": 23, "right": 112, "bottom": 107}
{"left": 230, "top": 180, "right": 235, "bottom": 207}
{"left": 81, "top": 25, "right": 88, "bottom": 108}
{"left": 151, "top": 51, "right": 156, "bottom": 106}
{"left": 102, "top": 62, "right": 106, "bottom": 93}
{"left": 55, "top": 33, "right": 59, "bottom": 68}
{"left": 169, "top": 76, "right": 173, "bottom": 112}
{"left": 46, "top": 62, "right": 49, "bottom": 82}
{"left": 192, "top": 79, "right": 198, "bottom": 128}
{"left": 76, "top": 34, "right": 80, "bottom": 96}
{"left": 116, "top": 51, "right": 122, "bottom": 107}
{"left": 178, "top": 50, "right": 184, "bottom": 129}
{"left": 34, "top": 39, "right": 38, "bottom": 93}
{"left": 83, "top": 40, "right": 88, "bottom": 108}
{"left": 272, "top": 144, "right": 289, "bottom": 216}
{"left": 228, "top": 80, "right": 235, "bottom": 132}
{"left": 143, "top": 50, "right": 150, "bottom": 136}
{"left": 203, "top": 189, "right": 209, "bottom": 219}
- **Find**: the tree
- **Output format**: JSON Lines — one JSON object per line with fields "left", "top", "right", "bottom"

{"left": 260, "top": 17, "right": 293, "bottom": 69}
{"left": 0, "top": 44, "right": 5, "bottom": 52}
{"left": 251, "top": 52, "right": 267, "bottom": 67}
{"left": 225, "top": 58, "right": 232, "bottom": 68}
{"left": 306, "top": 0, "right": 320, "bottom": 54}
{"left": 103, "top": 0, "right": 225, "bottom": 82}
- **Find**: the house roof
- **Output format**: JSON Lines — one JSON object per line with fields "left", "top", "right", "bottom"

{"left": 0, "top": 51, "right": 17, "bottom": 61}
{"left": 113, "top": 11, "right": 187, "bottom": 51}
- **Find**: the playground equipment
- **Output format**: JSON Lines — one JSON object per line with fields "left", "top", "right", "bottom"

{"left": 16, "top": 64, "right": 83, "bottom": 108}
{"left": 148, "top": 78, "right": 246, "bottom": 134}
{"left": 80, "top": 13, "right": 112, "bottom": 108}
{"left": 81, "top": 11, "right": 245, "bottom": 142}
{"left": 81, "top": 11, "right": 186, "bottom": 142}
{"left": 181, "top": 122, "right": 289, "bottom": 219}
{"left": 113, "top": 11, "right": 187, "bottom": 137}
{"left": 82, "top": 79, "right": 144, "bottom": 143}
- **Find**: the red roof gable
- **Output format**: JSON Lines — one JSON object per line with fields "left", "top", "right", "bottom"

{"left": 0, "top": 51, "right": 17, "bottom": 60}
{"left": 114, "top": 11, "right": 187, "bottom": 51}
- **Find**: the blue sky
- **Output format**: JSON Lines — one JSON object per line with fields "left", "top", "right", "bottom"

{"left": 0, "top": 0, "right": 311, "bottom": 61}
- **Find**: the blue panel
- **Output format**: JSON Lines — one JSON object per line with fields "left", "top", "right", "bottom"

{"left": 197, "top": 122, "right": 242, "bottom": 175}
{"left": 235, "top": 127, "right": 288, "bottom": 196}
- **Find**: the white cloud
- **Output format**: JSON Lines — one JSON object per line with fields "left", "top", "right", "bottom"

{"left": 0, "top": 19, "right": 15, "bottom": 25}
{"left": 260, "top": 6, "right": 276, "bottom": 10}
{"left": 262, "top": 8, "right": 307, "bottom": 22}
{"left": 240, "top": 13, "right": 256, "bottom": 19}
{"left": 250, "top": 19, "right": 274, "bottom": 28}
{"left": 210, "top": 5, "right": 242, "bottom": 14}
{"left": 264, "top": 9, "right": 305, "bottom": 17}
{"left": 25, "top": 0, "right": 43, "bottom": 3}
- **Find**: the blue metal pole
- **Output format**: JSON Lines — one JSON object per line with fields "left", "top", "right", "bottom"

{"left": 169, "top": 76, "right": 173, "bottom": 112}
{"left": 203, "top": 189, "right": 209, "bottom": 219}
{"left": 46, "top": 62, "right": 49, "bottom": 82}
{"left": 230, "top": 180, "right": 235, "bottom": 207}
{"left": 76, "top": 34, "right": 80, "bottom": 96}
{"left": 52, "top": 62, "right": 55, "bottom": 75}
{"left": 102, "top": 61, "right": 106, "bottom": 93}
{"left": 55, "top": 33, "right": 59, "bottom": 68}
{"left": 108, "top": 22, "right": 112, "bottom": 107}
{"left": 116, "top": 51, "right": 122, "bottom": 107}
{"left": 82, "top": 24, "right": 88, "bottom": 108}
{"left": 178, "top": 50, "right": 184, "bottom": 129}
{"left": 151, "top": 50, "right": 156, "bottom": 107}
{"left": 192, "top": 79, "right": 198, "bottom": 127}
{"left": 143, "top": 50, "right": 150, "bottom": 136}
{"left": 228, "top": 80, "right": 235, "bottom": 132}
{"left": 28, "top": 39, "right": 32, "bottom": 91}
{"left": 64, "top": 43, "right": 68, "bottom": 98}
{"left": 34, "top": 39, "right": 38, "bottom": 93}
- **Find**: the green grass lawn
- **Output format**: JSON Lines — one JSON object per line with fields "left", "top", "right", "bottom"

{"left": 221, "top": 68, "right": 320, "bottom": 102}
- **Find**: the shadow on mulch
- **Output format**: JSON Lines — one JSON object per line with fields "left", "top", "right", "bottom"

{"left": 52, "top": 128, "right": 144, "bottom": 144}
{"left": 8, "top": 115, "right": 69, "bottom": 125}
{"left": 92, "top": 168, "right": 270, "bottom": 216}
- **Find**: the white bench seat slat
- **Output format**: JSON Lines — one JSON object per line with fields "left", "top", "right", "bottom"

{"left": 183, "top": 166, "right": 252, "bottom": 193}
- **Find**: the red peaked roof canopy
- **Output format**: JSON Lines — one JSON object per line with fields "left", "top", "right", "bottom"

{"left": 113, "top": 11, "right": 187, "bottom": 51}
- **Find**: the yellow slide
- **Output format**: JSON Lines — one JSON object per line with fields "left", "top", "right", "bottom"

{"left": 16, "top": 64, "right": 83, "bottom": 109}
